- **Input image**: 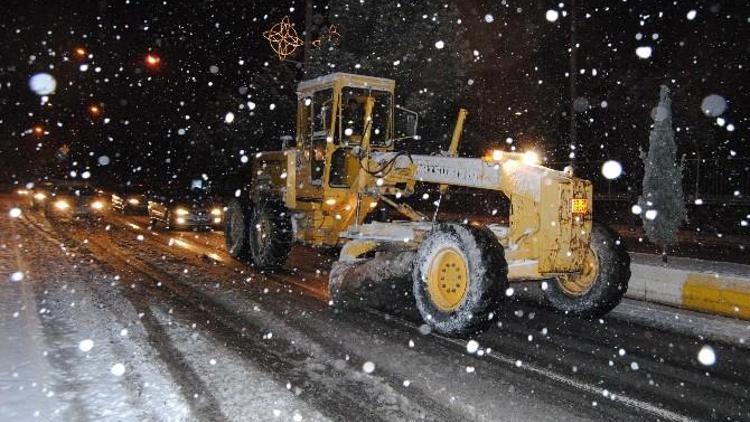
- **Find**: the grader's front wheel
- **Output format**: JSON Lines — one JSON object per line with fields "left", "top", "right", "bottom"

{"left": 543, "top": 224, "right": 630, "bottom": 317}
{"left": 224, "top": 199, "right": 250, "bottom": 262}
{"left": 413, "top": 224, "right": 508, "bottom": 337}
{"left": 247, "top": 198, "right": 293, "bottom": 271}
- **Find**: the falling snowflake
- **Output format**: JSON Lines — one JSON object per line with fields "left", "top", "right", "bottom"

{"left": 362, "top": 361, "right": 375, "bottom": 373}
{"left": 225, "top": 112, "right": 235, "bottom": 124}
{"left": 601, "top": 160, "right": 623, "bottom": 180}
{"left": 635, "top": 46, "right": 653, "bottom": 59}
{"left": 466, "top": 340, "right": 479, "bottom": 354}
{"left": 434, "top": 40, "right": 445, "bottom": 49}
{"left": 10, "top": 271, "right": 24, "bottom": 282}
{"left": 545, "top": 10, "right": 559, "bottom": 22}
{"left": 697, "top": 345, "right": 716, "bottom": 366}
{"left": 110, "top": 363, "right": 126, "bottom": 376}
{"left": 9, "top": 208, "right": 22, "bottom": 218}
{"left": 28, "top": 73, "right": 57, "bottom": 95}
{"left": 701, "top": 94, "right": 727, "bottom": 117}
{"left": 78, "top": 339, "right": 94, "bottom": 352}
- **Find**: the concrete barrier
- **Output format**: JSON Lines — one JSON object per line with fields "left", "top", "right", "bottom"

{"left": 626, "top": 253, "right": 750, "bottom": 320}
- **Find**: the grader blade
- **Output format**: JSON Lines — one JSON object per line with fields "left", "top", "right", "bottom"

{"left": 329, "top": 250, "right": 415, "bottom": 312}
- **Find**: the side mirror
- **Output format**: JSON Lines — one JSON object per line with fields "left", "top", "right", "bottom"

{"left": 395, "top": 105, "right": 419, "bottom": 140}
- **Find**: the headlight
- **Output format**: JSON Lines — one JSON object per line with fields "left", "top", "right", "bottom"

{"left": 127, "top": 198, "right": 140, "bottom": 205}
{"left": 211, "top": 208, "right": 222, "bottom": 216}
{"left": 91, "top": 201, "right": 104, "bottom": 210}
{"left": 522, "top": 150, "right": 540, "bottom": 165}
{"left": 34, "top": 193, "right": 46, "bottom": 201}
{"left": 174, "top": 208, "right": 189, "bottom": 216}
{"left": 491, "top": 149, "right": 504, "bottom": 161}
{"left": 54, "top": 200, "right": 70, "bottom": 210}
{"left": 176, "top": 217, "right": 186, "bottom": 225}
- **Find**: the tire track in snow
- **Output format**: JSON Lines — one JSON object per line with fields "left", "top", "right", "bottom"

{"left": 75, "top": 226, "right": 440, "bottom": 422}
{"left": 21, "top": 212, "right": 228, "bottom": 422}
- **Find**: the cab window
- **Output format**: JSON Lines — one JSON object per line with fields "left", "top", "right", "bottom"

{"left": 310, "top": 89, "right": 333, "bottom": 183}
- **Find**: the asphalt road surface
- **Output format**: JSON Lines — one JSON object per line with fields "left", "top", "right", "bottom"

{"left": 1, "top": 194, "right": 748, "bottom": 421}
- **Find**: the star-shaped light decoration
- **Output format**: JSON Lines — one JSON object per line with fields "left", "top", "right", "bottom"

{"left": 263, "top": 16, "right": 303, "bottom": 60}
{"left": 312, "top": 24, "right": 341, "bottom": 48}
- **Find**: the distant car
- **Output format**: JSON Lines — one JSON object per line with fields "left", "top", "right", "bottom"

{"left": 29, "top": 181, "right": 57, "bottom": 210}
{"left": 147, "top": 188, "right": 223, "bottom": 230}
{"left": 38, "top": 182, "right": 109, "bottom": 219}
{"left": 112, "top": 184, "right": 149, "bottom": 214}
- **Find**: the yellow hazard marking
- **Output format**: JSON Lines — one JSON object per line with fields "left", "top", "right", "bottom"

{"left": 682, "top": 273, "right": 750, "bottom": 320}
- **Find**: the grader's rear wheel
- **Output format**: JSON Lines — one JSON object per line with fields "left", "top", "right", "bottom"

{"left": 247, "top": 198, "right": 293, "bottom": 270}
{"left": 413, "top": 224, "right": 507, "bottom": 337}
{"left": 224, "top": 198, "right": 250, "bottom": 261}
{"left": 543, "top": 223, "right": 630, "bottom": 317}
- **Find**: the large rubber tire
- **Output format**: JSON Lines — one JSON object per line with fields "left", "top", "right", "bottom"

{"left": 543, "top": 223, "right": 630, "bottom": 317}
{"left": 248, "top": 198, "right": 293, "bottom": 270}
{"left": 412, "top": 224, "right": 508, "bottom": 337}
{"left": 224, "top": 198, "right": 251, "bottom": 261}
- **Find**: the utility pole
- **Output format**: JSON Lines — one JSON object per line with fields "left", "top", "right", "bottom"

{"left": 304, "top": 0, "right": 313, "bottom": 77}
{"left": 569, "top": 0, "right": 577, "bottom": 168}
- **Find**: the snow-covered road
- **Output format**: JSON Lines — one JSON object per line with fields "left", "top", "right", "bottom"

{"left": 1, "top": 194, "right": 748, "bottom": 421}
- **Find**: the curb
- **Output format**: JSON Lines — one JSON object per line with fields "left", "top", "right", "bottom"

{"left": 625, "top": 253, "right": 750, "bottom": 320}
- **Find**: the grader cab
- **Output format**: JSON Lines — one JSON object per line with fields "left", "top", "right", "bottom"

{"left": 225, "top": 73, "right": 630, "bottom": 336}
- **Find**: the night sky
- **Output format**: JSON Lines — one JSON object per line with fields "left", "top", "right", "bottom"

{"left": 0, "top": 0, "right": 747, "bottom": 196}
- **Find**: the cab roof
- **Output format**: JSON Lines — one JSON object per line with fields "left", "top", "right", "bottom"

{"left": 297, "top": 72, "right": 395, "bottom": 96}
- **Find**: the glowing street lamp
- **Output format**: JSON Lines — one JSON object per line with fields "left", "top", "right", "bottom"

{"left": 74, "top": 47, "right": 87, "bottom": 59}
{"left": 32, "top": 125, "right": 45, "bottom": 136}
{"left": 144, "top": 53, "right": 161, "bottom": 69}
{"left": 88, "top": 104, "right": 101, "bottom": 117}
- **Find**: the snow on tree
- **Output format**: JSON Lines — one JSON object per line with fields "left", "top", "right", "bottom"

{"left": 307, "top": 1, "right": 470, "bottom": 150}
{"left": 638, "top": 85, "right": 686, "bottom": 260}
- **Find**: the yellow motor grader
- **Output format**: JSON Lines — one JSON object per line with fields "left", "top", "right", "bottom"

{"left": 225, "top": 73, "right": 629, "bottom": 336}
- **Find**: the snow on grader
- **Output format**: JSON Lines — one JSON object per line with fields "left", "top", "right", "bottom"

{"left": 225, "top": 73, "right": 630, "bottom": 336}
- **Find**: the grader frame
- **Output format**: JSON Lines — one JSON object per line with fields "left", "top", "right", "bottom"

{"left": 228, "top": 73, "right": 629, "bottom": 336}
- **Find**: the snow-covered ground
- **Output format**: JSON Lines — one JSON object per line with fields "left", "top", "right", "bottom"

{"left": 2, "top": 195, "right": 749, "bottom": 421}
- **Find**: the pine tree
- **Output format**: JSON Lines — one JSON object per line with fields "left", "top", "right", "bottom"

{"left": 638, "top": 85, "right": 687, "bottom": 261}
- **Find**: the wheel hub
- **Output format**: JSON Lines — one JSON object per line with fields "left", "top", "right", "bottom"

{"left": 557, "top": 247, "right": 599, "bottom": 297}
{"left": 426, "top": 248, "right": 469, "bottom": 312}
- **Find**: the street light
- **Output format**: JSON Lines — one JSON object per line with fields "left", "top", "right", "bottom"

{"left": 32, "top": 125, "right": 45, "bottom": 136}
{"left": 144, "top": 52, "right": 161, "bottom": 69}
{"left": 88, "top": 104, "right": 101, "bottom": 117}
{"left": 74, "top": 47, "right": 87, "bottom": 59}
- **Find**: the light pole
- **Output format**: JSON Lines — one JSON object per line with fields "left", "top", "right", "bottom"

{"left": 304, "top": 0, "right": 313, "bottom": 77}
{"left": 569, "top": 0, "right": 577, "bottom": 168}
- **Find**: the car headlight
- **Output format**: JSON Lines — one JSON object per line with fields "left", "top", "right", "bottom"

{"left": 211, "top": 207, "right": 222, "bottom": 216}
{"left": 54, "top": 200, "right": 70, "bottom": 210}
{"left": 91, "top": 201, "right": 104, "bottom": 210}
{"left": 127, "top": 198, "right": 140, "bottom": 205}
{"left": 174, "top": 208, "right": 189, "bottom": 216}
{"left": 34, "top": 193, "right": 46, "bottom": 201}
